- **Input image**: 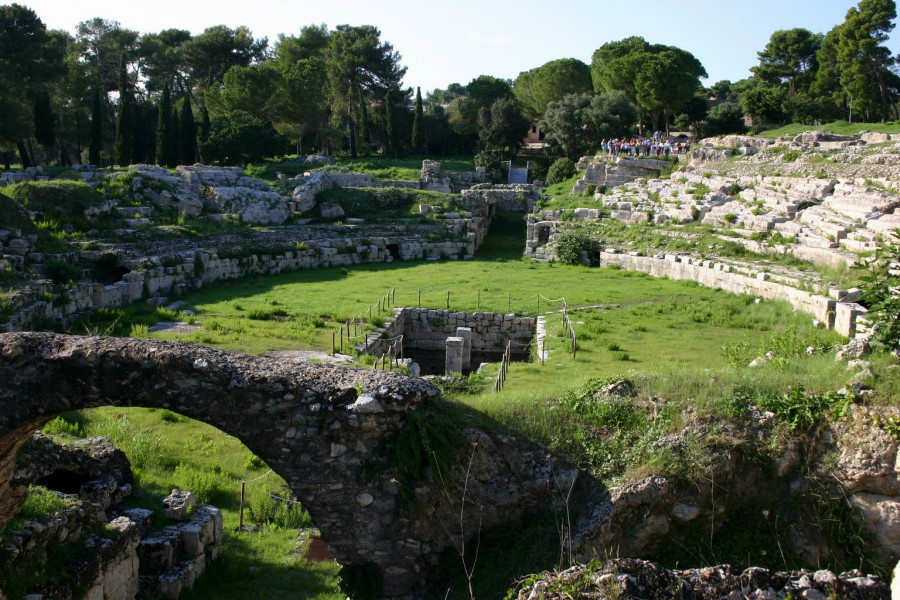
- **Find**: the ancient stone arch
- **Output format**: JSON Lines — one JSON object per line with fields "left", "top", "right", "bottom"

{"left": 0, "top": 332, "right": 443, "bottom": 596}
{"left": 0, "top": 332, "right": 581, "bottom": 597}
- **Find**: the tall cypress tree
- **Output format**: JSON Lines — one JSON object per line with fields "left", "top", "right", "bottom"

{"left": 384, "top": 90, "right": 396, "bottom": 159}
{"left": 89, "top": 87, "right": 103, "bottom": 166}
{"left": 156, "top": 83, "right": 172, "bottom": 167}
{"left": 114, "top": 56, "right": 134, "bottom": 166}
{"left": 357, "top": 89, "right": 370, "bottom": 156}
{"left": 411, "top": 86, "right": 423, "bottom": 154}
{"left": 179, "top": 96, "right": 197, "bottom": 165}
{"left": 169, "top": 104, "right": 180, "bottom": 167}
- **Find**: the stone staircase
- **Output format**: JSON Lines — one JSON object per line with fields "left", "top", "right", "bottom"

{"left": 508, "top": 167, "right": 528, "bottom": 184}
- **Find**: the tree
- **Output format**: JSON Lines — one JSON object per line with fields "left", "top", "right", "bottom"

{"left": 0, "top": 5, "right": 65, "bottom": 166}
{"left": 273, "top": 24, "right": 329, "bottom": 68}
{"left": 513, "top": 59, "right": 592, "bottom": 119}
{"left": 592, "top": 37, "right": 706, "bottom": 135}
{"left": 837, "top": 0, "right": 898, "bottom": 122}
{"left": 325, "top": 25, "right": 407, "bottom": 157}
{"left": 136, "top": 28, "right": 192, "bottom": 94}
{"left": 634, "top": 49, "right": 707, "bottom": 134}
{"left": 411, "top": 87, "right": 423, "bottom": 153}
{"left": 709, "top": 80, "right": 738, "bottom": 101}
{"left": 89, "top": 87, "right": 103, "bottom": 165}
{"left": 182, "top": 25, "right": 267, "bottom": 89}
{"left": 180, "top": 95, "right": 197, "bottom": 164}
{"left": 357, "top": 89, "right": 370, "bottom": 156}
{"left": 465, "top": 75, "right": 513, "bottom": 114}
{"left": 156, "top": 82, "right": 175, "bottom": 167}
{"left": 201, "top": 112, "right": 286, "bottom": 165}
{"left": 74, "top": 18, "right": 139, "bottom": 95}
{"left": 170, "top": 103, "right": 181, "bottom": 166}
{"left": 541, "top": 92, "right": 637, "bottom": 159}
{"left": 477, "top": 98, "right": 529, "bottom": 160}
{"left": 115, "top": 55, "right": 134, "bottom": 166}
{"left": 739, "top": 80, "right": 788, "bottom": 124}
{"left": 703, "top": 102, "right": 747, "bottom": 136}
{"left": 384, "top": 90, "right": 397, "bottom": 158}
{"left": 33, "top": 91, "right": 56, "bottom": 162}
{"left": 753, "top": 29, "right": 822, "bottom": 94}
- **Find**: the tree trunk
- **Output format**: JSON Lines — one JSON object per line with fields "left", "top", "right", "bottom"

{"left": 16, "top": 141, "right": 32, "bottom": 168}
{"left": 348, "top": 110, "right": 357, "bottom": 159}
{"left": 59, "top": 140, "right": 71, "bottom": 167}
{"left": 2, "top": 151, "right": 11, "bottom": 170}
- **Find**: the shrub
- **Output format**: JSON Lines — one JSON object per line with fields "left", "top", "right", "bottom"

{"left": 546, "top": 158, "right": 576, "bottom": 185}
{"left": 44, "top": 260, "right": 82, "bottom": 284}
{"left": 585, "top": 184, "right": 597, "bottom": 196}
{"left": 554, "top": 231, "right": 593, "bottom": 265}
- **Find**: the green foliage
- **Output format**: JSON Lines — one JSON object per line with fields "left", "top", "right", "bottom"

{"left": 7, "top": 180, "right": 105, "bottom": 222}
{"left": 554, "top": 231, "right": 593, "bottom": 265}
{"left": 856, "top": 238, "right": 900, "bottom": 351}
{"left": 115, "top": 55, "right": 134, "bottom": 166}
{"left": 44, "top": 259, "right": 82, "bottom": 284}
{"left": 173, "top": 462, "right": 225, "bottom": 504}
{"left": 246, "top": 490, "right": 311, "bottom": 529}
{"left": 477, "top": 97, "right": 529, "bottom": 159}
{"left": 41, "top": 413, "right": 85, "bottom": 437}
{"left": 541, "top": 91, "right": 637, "bottom": 158}
{"left": 703, "top": 102, "right": 747, "bottom": 136}
{"left": 758, "top": 385, "right": 852, "bottom": 432}
{"left": 4, "top": 486, "right": 76, "bottom": 533}
{"left": 201, "top": 111, "right": 287, "bottom": 165}
{"left": 513, "top": 58, "right": 593, "bottom": 119}
{"left": 545, "top": 157, "right": 576, "bottom": 185}
{"left": 326, "top": 24, "right": 406, "bottom": 158}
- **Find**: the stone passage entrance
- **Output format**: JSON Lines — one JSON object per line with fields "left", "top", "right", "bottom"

{"left": 358, "top": 308, "right": 535, "bottom": 375}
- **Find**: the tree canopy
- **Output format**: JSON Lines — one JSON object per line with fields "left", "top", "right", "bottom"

{"left": 513, "top": 58, "right": 593, "bottom": 120}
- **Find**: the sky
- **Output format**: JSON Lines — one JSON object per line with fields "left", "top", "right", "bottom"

{"left": 19, "top": 0, "right": 900, "bottom": 93}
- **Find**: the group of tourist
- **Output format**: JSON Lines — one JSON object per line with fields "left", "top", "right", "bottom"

{"left": 600, "top": 133, "right": 690, "bottom": 158}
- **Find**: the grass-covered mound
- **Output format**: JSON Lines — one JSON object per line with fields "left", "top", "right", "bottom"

{"left": 757, "top": 119, "right": 900, "bottom": 139}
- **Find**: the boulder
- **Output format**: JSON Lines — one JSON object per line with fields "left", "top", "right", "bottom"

{"left": 320, "top": 202, "right": 345, "bottom": 220}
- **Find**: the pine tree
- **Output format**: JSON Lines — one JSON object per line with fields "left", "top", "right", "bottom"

{"left": 114, "top": 55, "right": 134, "bottom": 166}
{"left": 156, "top": 82, "right": 172, "bottom": 167}
{"left": 179, "top": 96, "right": 197, "bottom": 165}
{"left": 411, "top": 86, "right": 423, "bottom": 153}
{"left": 357, "top": 89, "right": 370, "bottom": 156}
{"left": 89, "top": 87, "right": 103, "bottom": 166}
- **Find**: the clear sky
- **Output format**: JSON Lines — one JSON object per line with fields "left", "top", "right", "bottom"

{"left": 18, "top": 0, "right": 900, "bottom": 93}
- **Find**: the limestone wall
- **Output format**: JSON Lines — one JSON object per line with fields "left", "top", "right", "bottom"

{"left": 1, "top": 235, "right": 476, "bottom": 332}
{"left": 597, "top": 251, "right": 869, "bottom": 335}
{"left": 357, "top": 307, "right": 535, "bottom": 356}
{"left": 523, "top": 213, "right": 868, "bottom": 336}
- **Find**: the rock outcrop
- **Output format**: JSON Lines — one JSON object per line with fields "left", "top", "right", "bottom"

{"left": 512, "top": 559, "right": 889, "bottom": 599}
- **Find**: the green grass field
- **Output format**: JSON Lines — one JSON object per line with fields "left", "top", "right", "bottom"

{"left": 45, "top": 209, "right": 898, "bottom": 599}
{"left": 757, "top": 120, "right": 900, "bottom": 139}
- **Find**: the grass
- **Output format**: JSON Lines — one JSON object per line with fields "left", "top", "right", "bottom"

{"left": 336, "top": 155, "right": 475, "bottom": 181}
{"left": 245, "top": 155, "right": 476, "bottom": 183}
{"left": 757, "top": 120, "right": 900, "bottom": 139}
{"left": 43, "top": 407, "right": 341, "bottom": 600}
{"left": 27, "top": 210, "right": 897, "bottom": 598}
{"left": 315, "top": 186, "right": 461, "bottom": 221}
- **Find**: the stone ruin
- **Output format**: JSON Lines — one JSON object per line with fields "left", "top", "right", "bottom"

{"left": 0, "top": 332, "right": 580, "bottom": 598}
{"left": 356, "top": 307, "right": 536, "bottom": 375}
{"left": 573, "top": 157, "right": 671, "bottom": 193}
{"left": 1, "top": 432, "right": 223, "bottom": 599}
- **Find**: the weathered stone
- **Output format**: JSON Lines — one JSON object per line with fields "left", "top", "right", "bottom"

{"left": 163, "top": 489, "right": 196, "bottom": 521}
